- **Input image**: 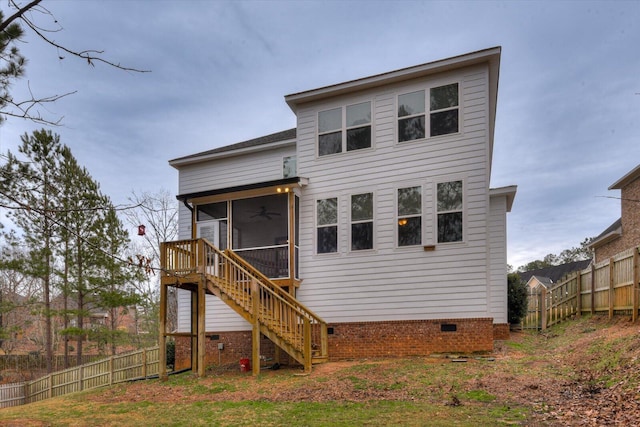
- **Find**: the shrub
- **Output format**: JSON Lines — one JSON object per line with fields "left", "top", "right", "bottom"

{"left": 508, "top": 273, "right": 528, "bottom": 324}
{"left": 166, "top": 340, "right": 175, "bottom": 368}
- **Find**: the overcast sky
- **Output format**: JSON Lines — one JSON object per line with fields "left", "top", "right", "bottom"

{"left": 0, "top": 0, "right": 638, "bottom": 269}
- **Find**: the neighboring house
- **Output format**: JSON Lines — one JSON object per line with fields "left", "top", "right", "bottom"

{"left": 525, "top": 275, "right": 554, "bottom": 290}
{"left": 590, "top": 164, "right": 640, "bottom": 263}
{"left": 518, "top": 259, "right": 592, "bottom": 289}
{"left": 161, "top": 47, "right": 517, "bottom": 374}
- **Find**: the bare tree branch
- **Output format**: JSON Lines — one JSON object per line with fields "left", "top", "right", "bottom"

{"left": 18, "top": 10, "right": 150, "bottom": 73}
{"left": 0, "top": 0, "right": 42, "bottom": 33}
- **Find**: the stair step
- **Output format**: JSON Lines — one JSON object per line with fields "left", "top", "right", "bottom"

{"left": 202, "top": 254, "right": 329, "bottom": 370}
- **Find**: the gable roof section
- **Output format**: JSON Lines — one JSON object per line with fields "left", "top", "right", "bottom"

{"left": 169, "top": 128, "right": 296, "bottom": 168}
{"left": 526, "top": 275, "right": 554, "bottom": 288}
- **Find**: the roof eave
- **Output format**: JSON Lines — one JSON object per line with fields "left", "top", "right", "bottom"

{"left": 609, "top": 164, "right": 640, "bottom": 190}
{"left": 176, "top": 177, "right": 309, "bottom": 202}
{"left": 284, "top": 47, "right": 501, "bottom": 111}
{"left": 490, "top": 185, "right": 517, "bottom": 212}
{"left": 589, "top": 227, "right": 622, "bottom": 249}
{"left": 169, "top": 138, "right": 296, "bottom": 169}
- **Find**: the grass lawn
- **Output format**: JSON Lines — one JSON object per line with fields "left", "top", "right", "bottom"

{"left": 1, "top": 315, "right": 639, "bottom": 426}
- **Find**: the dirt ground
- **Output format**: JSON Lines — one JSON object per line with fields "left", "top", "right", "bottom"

{"left": 78, "top": 316, "right": 640, "bottom": 425}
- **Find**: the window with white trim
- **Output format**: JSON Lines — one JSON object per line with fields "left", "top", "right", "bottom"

{"left": 397, "top": 186, "right": 422, "bottom": 246}
{"left": 350, "top": 192, "right": 373, "bottom": 250}
{"left": 398, "top": 83, "right": 459, "bottom": 142}
{"left": 316, "top": 197, "right": 338, "bottom": 253}
{"left": 318, "top": 101, "right": 371, "bottom": 156}
{"left": 437, "top": 180, "right": 463, "bottom": 243}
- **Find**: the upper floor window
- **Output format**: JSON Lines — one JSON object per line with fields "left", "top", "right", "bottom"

{"left": 318, "top": 101, "right": 371, "bottom": 156}
{"left": 351, "top": 192, "right": 373, "bottom": 250}
{"left": 316, "top": 197, "right": 338, "bottom": 253}
{"left": 398, "top": 83, "right": 459, "bottom": 142}
{"left": 397, "top": 186, "right": 422, "bottom": 246}
{"left": 437, "top": 180, "right": 463, "bottom": 243}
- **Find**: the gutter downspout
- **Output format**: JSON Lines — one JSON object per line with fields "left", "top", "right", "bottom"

{"left": 180, "top": 198, "right": 195, "bottom": 239}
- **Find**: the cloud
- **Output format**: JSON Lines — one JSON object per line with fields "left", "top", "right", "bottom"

{"left": 0, "top": 0, "right": 638, "bottom": 269}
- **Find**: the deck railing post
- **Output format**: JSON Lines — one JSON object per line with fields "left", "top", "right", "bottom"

{"left": 303, "top": 319, "right": 312, "bottom": 373}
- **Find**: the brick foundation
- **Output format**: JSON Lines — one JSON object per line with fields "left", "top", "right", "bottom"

{"left": 492, "top": 323, "right": 510, "bottom": 340}
{"left": 327, "top": 318, "right": 495, "bottom": 359}
{"left": 174, "top": 331, "right": 290, "bottom": 371}
{"left": 174, "top": 318, "right": 497, "bottom": 370}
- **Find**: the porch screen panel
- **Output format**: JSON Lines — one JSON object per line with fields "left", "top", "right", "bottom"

{"left": 232, "top": 194, "right": 289, "bottom": 278}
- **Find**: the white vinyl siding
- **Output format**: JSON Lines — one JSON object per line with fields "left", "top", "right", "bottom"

{"left": 294, "top": 64, "right": 492, "bottom": 323}
{"left": 488, "top": 194, "right": 509, "bottom": 323}
{"left": 175, "top": 143, "right": 295, "bottom": 332}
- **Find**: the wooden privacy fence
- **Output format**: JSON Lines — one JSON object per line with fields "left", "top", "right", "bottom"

{"left": 523, "top": 246, "right": 640, "bottom": 330}
{"left": 0, "top": 346, "right": 159, "bottom": 409}
{"left": 0, "top": 354, "right": 102, "bottom": 374}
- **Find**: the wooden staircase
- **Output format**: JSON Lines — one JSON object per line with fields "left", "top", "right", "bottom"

{"left": 159, "top": 239, "right": 328, "bottom": 375}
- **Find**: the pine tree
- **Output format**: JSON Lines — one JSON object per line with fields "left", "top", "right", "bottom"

{"left": 94, "top": 207, "right": 141, "bottom": 355}
{"left": 0, "top": 129, "right": 64, "bottom": 372}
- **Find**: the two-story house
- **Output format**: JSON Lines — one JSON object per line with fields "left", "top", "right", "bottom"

{"left": 159, "top": 46, "right": 516, "bottom": 376}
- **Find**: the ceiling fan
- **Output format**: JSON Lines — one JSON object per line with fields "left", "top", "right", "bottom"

{"left": 250, "top": 206, "right": 281, "bottom": 220}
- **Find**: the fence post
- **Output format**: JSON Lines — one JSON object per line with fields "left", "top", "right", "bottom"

{"left": 540, "top": 286, "right": 547, "bottom": 330}
{"left": 609, "top": 257, "right": 615, "bottom": 319}
{"left": 142, "top": 348, "right": 147, "bottom": 379}
{"left": 109, "top": 357, "right": 114, "bottom": 385}
{"left": 576, "top": 271, "right": 582, "bottom": 317}
{"left": 634, "top": 248, "right": 639, "bottom": 323}
{"left": 590, "top": 263, "right": 596, "bottom": 315}
{"left": 46, "top": 373, "right": 52, "bottom": 399}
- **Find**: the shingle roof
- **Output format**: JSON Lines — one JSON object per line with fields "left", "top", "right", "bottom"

{"left": 590, "top": 218, "right": 622, "bottom": 249}
{"left": 170, "top": 128, "right": 296, "bottom": 164}
{"left": 518, "top": 259, "right": 592, "bottom": 284}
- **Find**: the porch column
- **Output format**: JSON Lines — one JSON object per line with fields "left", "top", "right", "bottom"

{"left": 190, "top": 290, "right": 198, "bottom": 373}
{"left": 197, "top": 277, "right": 206, "bottom": 377}
{"left": 251, "top": 278, "right": 261, "bottom": 376}
{"left": 158, "top": 281, "right": 168, "bottom": 381}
